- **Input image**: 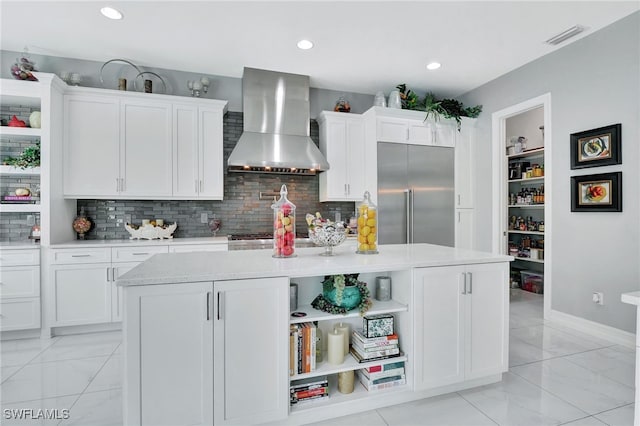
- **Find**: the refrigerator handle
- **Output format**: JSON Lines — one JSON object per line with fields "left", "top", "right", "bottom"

{"left": 409, "top": 189, "right": 414, "bottom": 244}
{"left": 404, "top": 189, "right": 411, "bottom": 244}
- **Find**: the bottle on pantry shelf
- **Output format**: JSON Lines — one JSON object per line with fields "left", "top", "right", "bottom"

{"left": 272, "top": 184, "right": 296, "bottom": 258}
{"left": 538, "top": 221, "right": 545, "bottom": 232}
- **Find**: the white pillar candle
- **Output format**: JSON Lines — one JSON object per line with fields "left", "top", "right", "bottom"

{"left": 334, "top": 322, "right": 350, "bottom": 355}
{"left": 155, "top": 219, "right": 164, "bottom": 227}
{"left": 338, "top": 370, "right": 355, "bottom": 394}
{"left": 327, "top": 329, "right": 344, "bottom": 365}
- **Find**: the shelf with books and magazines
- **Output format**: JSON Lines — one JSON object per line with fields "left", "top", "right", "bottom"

{"left": 287, "top": 270, "right": 413, "bottom": 412}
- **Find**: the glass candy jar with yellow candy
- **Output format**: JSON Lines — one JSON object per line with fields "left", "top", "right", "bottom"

{"left": 356, "top": 191, "right": 378, "bottom": 254}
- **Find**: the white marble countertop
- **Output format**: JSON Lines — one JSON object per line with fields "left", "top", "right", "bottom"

{"left": 0, "top": 242, "right": 40, "bottom": 250}
{"left": 49, "top": 236, "right": 228, "bottom": 249}
{"left": 118, "top": 243, "right": 512, "bottom": 286}
{"left": 621, "top": 291, "right": 640, "bottom": 306}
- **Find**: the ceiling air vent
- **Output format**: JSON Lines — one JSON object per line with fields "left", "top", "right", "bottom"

{"left": 545, "top": 25, "right": 585, "bottom": 45}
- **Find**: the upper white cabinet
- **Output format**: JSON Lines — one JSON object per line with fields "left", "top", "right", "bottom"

{"left": 414, "top": 262, "right": 509, "bottom": 390}
{"left": 317, "top": 111, "right": 366, "bottom": 201}
{"left": 63, "top": 87, "right": 227, "bottom": 200}
{"left": 64, "top": 94, "right": 120, "bottom": 197}
{"left": 173, "top": 105, "right": 224, "bottom": 199}
{"left": 455, "top": 118, "right": 476, "bottom": 208}
{"left": 120, "top": 99, "right": 173, "bottom": 197}
{"left": 373, "top": 108, "right": 456, "bottom": 147}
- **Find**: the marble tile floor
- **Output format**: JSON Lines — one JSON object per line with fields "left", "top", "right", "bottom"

{"left": 0, "top": 289, "right": 635, "bottom": 425}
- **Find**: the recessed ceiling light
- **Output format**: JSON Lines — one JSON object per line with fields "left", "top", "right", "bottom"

{"left": 297, "top": 40, "right": 314, "bottom": 50}
{"left": 427, "top": 62, "right": 441, "bottom": 70}
{"left": 100, "top": 6, "right": 123, "bottom": 20}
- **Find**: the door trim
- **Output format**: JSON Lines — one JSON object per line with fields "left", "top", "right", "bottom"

{"left": 491, "top": 93, "right": 552, "bottom": 320}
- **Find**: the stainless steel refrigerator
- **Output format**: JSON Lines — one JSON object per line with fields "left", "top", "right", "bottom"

{"left": 377, "top": 142, "right": 455, "bottom": 246}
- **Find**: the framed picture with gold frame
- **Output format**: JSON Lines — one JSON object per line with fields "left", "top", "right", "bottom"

{"left": 571, "top": 172, "right": 622, "bottom": 212}
{"left": 570, "top": 124, "right": 621, "bottom": 169}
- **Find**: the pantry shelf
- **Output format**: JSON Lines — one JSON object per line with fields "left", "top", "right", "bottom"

{"left": 508, "top": 230, "right": 544, "bottom": 236}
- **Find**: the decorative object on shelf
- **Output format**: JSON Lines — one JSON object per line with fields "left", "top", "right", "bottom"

{"left": 570, "top": 123, "right": 621, "bottom": 169}
{"left": 2, "top": 142, "right": 40, "bottom": 169}
{"left": 375, "top": 276, "right": 392, "bottom": 301}
{"left": 14, "top": 188, "right": 30, "bottom": 197}
{"left": 394, "top": 83, "right": 483, "bottom": 129}
{"left": 510, "top": 136, "right": 527, "bottom": 154}
{"left": 327, "top": 328, "right": 345, "bottom": 365}
{"left": 10, "top": 49, "right": 38, "bottom": 81}
{"left": 208, "top": 215, "right": 221, "bottom": 236}
{"left": 100, "top": 58, "right": 142, "bottom": 90}
{"left": 187, "top": 77, "right": 211, "bottom": 97}
{"left": 28, "top": 111, "right": 41, "bottom": 129}
{"left": 69, "top": 73, "right": 82, "bottom": 86}
{"left": 7, "top": 115, "right": 27, "bottom": 127}
{"left": 357, "top": 191, "right": 378, "bottom": 254}
{"left": 289, "top": 283, "right": 298, "bottom": 311}
{"left": 571, "top": 171, "right": 622, "bottom": 212}
{"left": 307, "top": 212, "right": 348, "bottom": 256}
{"left": 388, "top": 90, "right": 402, "bottom": 109}
{"left": 125, "top": 221, "right": 177, "bottom": 239}
{"left": 310, "top": 273, "right": 372, "bottom": 316}
{"left": 118, "top": 78, "right": 127, "bottom": 91}
{"left": 272, "top": 184, "right": 296, "bottom": 258}
{"left": 373, "top": 91, "right": 387, "bottom": 107}
{"left": 29, "top": 222, "right": 41, "bottom": 242}
{"left": 334, "top": 322, "right": 350, "bottom": 355}
{"left": 363, "top": 314, "right": 394, "bottom": 338}
{"left": 338, "top": 370, "right": 355, "bottom": 394}
{"left": 72, "top": 207, "right": 92, "bottom": 240}
{"left": 334, "top": 96, "right": 351, "bottom": 112}
{"left": 134, "top": 71, "right": 167, "bottom": 94}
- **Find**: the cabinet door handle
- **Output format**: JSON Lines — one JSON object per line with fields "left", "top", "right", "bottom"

{"left": 467, "top": 272, "right": 473, "bottom": 294}
{"left": 116, "top": 280, "right": 120, "bottom": 317}
{"left": 71, "top": 254, "right": 91, "bottom": 258}
{"left": 116, "top": 178, "right": 120, "bottom": 192}
{"left": 132, "top": 252, "right": 149, "bottom": 256}
{"left": 200, "top": 180, "right": 203, "bottom": 192}
{"left": 217, "top": 292, "right": 224, "bottom": 320}
{"left": 406, "top": 127, "right": 409, "bottom": 141}
{"left": 461, "top": 272, "right": 467, "bottom": 295}
{"left": 206, "top": 292, "right": 211, "bottom": 321}
{"left": 120, "top": 178, "right": 125, "bottom": 192}
{"left": 347, "top": 184, "right": 350, "bottom": 195}
{"left": 106, "top": 267, "right": 110, "bottom": 282}
{"left": 195, "top": 180, "right": 198, "bottom": 193}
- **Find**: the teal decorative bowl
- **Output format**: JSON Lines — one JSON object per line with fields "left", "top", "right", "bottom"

{"left": 323, "top": 284, "right": 362, "bottom": 310}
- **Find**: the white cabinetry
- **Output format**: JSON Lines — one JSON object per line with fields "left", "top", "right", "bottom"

{"left": 213, "top": 277, "right": 289, "bottom": 425}
{"left": 317, "top": 111, "right": 366, "bottom": 201}
{"left": 0, "top": 248, "right": 41, "bottom": 331}
{"left": 414, "top": 262, "right": 508, "bottom": 390}
{"left": 124, "top": 281, "right": 213, "bottom": 426}
{"left": 64, "top": 94, "right": 120, "bottom": 197}
{"left": 173, "top": 105, "right": 224, "bottom": 199}
{"left": 376, "top": 114, "right": 456, "bottom": 147}
{"left": 455, "top": 119, "right": 476, "bottom": 208}
{"left": 120, "top": 99, "right": 172, "bottom": 197}
{"left": 63, "top": 87, "right": 227, "bottom": 200}
{"left": 455, "top": 209, "right": 475, "bottom": 250}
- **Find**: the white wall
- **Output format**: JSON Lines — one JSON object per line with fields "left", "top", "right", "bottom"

{"left": 506, "top": 106, "right": 544, "bottom": 151}
{"left": 460, "top": 12, "right": 639, "bottom": 333}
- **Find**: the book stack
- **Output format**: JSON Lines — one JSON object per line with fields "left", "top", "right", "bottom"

{"left": 356, "top": 360, "right": 406, "bottom": 391}
{"left": 290, "top": 376, "right": 329, "bottom": 405}
{"left": 349, "top": 329, "right": 401, "bottom": 363}
{"left": 289, "top": 322, "right": 319, "bottom": 375}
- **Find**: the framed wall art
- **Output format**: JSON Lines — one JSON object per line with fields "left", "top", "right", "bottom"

{"left": 570, "top": 123, "right": 621, "bottom": 169}
{"left": 571, "top": 172, "right": 622, "bottom": 212}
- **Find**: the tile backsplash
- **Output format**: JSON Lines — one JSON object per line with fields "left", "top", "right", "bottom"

{"left": 77, "top": 112, "right": 355, "bottom": 239}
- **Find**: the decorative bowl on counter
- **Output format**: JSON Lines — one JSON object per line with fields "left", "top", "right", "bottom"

{"left": 308, "top": 222, "right": 348, "bottom": 256}
{"left": 125, "top": 222, "right": 177, "bottom": 240}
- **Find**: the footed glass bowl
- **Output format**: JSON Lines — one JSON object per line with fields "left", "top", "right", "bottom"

{"left": 308, "top": 224, "right": 348, "bottom": 256}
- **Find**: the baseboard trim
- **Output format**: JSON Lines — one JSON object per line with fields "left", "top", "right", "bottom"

{"left": 548, "top": 309, "right": 635, "bottom": 348}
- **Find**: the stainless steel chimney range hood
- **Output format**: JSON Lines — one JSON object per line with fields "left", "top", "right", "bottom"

{"left": 227, "top": 67, "right": 330, "bottom": 175}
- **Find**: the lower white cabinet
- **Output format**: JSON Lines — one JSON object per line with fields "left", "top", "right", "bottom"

{"left": 51, "top": 264, "right": 112, "bottom": 326}
{"left": 124, "top": 281, "right": 213, "bottom": 426}
{"left": 455, "top": 209, "right": 475, "bottom": 250}
{"left": 0, "top": 248, "right": 41, "bottom": 332}
{"left": 213, "top": 277, "right": 289, "bottom": 425}
{"left": 414, "top": 262, "right": 509, "bottom": 390}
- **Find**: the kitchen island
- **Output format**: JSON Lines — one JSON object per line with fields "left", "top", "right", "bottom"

{"left": 118, "top": 243, "right": 511, "bottom": 426}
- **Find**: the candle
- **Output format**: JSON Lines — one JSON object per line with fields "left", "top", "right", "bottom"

{"left": 334, "top": 322, "right": 350, "bottom": 355}
{"left": 338, "top": 370, "right": 355, "bottom": 394}
{"left": 375, "top": 276, "right": 392, "bottom": 301}
{"left": 142, "top": 219, "right": 150, "bottom": 226}
{"left": 327, "top": 329, "right": 344, "bottom": 365}
{"left": 156, "top": 219, "right": 164, "bottom": 227}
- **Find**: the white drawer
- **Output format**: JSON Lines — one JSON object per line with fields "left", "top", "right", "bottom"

{"left": 0, "top": 249, "right": 40, "bottom": 267}
{"left": 0, "top": 298, "right": 40, "bottom": 331}
{"left": 112, "top": 246, "right": 168, "bottom": 262}
{"left": 51, "top": 248, "right": 111, "bottom": 264}
{"left": 168, "top": 244, "right": 228, "bottom": 253}
{"left": 0, "top": 265, "right": 40, "bottom": 298}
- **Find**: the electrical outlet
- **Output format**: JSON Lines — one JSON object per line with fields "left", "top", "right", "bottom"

{"left": 200, "top": 213, "right": 208, "bottom": 224}
{"left": 592, "top": 292, "right": 604, "bottom": 305}
{"left": 26, "top": 215, "right": 35, "bottom": 226}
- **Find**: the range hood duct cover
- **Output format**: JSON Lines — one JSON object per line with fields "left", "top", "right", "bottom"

{"left": 227, "top": 67, "right": 330, "bottom": 174}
